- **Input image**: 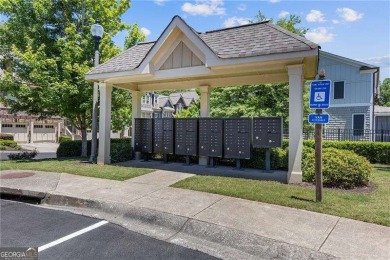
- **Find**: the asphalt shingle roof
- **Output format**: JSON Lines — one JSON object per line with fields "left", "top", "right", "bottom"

{"left": 87, "top": 17, "right": 318, "bottom": 75}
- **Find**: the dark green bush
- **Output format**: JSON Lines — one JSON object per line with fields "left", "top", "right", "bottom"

{"left": 302, "top": 147, "right": 372, "bottom": 189}
{"left": 0, "top": 133, "right": 14, "bottom": 140}
{"left": 56, "top": 138, "right": 132, "bottom": 160}
{"left": 0, "top": 140, "right": 19, "bottom": 148}
{"left": 303, "top": 140, "right": 390, "bottom": 164}
{"left": 111, "top": 142, "right": 133, "bottom": 163}
{"left": 59, "top": 135, "right": 71, "bottom": 143}
{"left": 8, "top": 149, "right": 38, "bottom": 160}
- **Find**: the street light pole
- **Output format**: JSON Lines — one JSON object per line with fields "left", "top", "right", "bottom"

{"left": 89, "top": 20, "right": 104, "bottom": 163}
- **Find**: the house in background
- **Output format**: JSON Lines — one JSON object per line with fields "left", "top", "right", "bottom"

{"left": 318, "top": 51, "right": 381, "bottom": 140}
{"left": 140, "top": 91, "right": 198, "bottom": 118}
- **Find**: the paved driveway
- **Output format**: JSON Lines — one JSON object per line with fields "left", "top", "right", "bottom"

{"left": 0, "top": 142, "right": 59, "bottom": 161}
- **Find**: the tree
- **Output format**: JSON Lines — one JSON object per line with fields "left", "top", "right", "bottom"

{"left": 0, "top": 0, "right": 132, "bottom": 157}
{"left": 379, "top": 78, "right": 390, "bottom": 107}
{"left": 175, "top": 102, "right": 200, "bottom": 118}
{"left": 275, "top": 14, "right": 308, "bottom": 37}
{"left": 124, "top": 24, "right": 146, "bottom": 49}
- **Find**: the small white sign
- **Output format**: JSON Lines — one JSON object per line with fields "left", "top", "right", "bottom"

{"left": 314, "top": 92, "right": 325, "bottom": 102}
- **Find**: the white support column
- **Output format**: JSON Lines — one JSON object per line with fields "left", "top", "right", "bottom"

{"left": 57, "top": 121, "right": 61, "bottom": 142}
{"left": 199, "top": 85, "right": 211, "bottom": 166}
{"left": 0, "top": 119, "right": 2, "bottom": 133}
{"left": 199, "top": 85, "right": 211, "bottom": 117}
{"left": 287, "top": 65, "right": 304, "bottom": 183}
{"left": 97, "top": 83, "right": 112, "bottom": 165}
{"left": 131, "top": 90, "right": 141, "bottom": 149}
{"left": 29, "top": 121, "right": 34, "bottom": 144}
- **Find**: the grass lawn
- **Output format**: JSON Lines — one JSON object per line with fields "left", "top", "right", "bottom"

{"left": 0, "top": 158, "right": 154, "bottom": 181}
{"left": 172, "top": 165, "right": 390, "bottom": 226}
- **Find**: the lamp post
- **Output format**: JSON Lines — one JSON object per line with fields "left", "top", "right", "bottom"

{"left": 89, "top": 20, "right": 104, "bottom": 163}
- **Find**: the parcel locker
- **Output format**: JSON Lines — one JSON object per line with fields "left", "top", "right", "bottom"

{"left": 223, "top": 118, "right": 251, "bottom": 159}
{"left": 153, "top": 118, "right": 174, "bottom": 154}
{"left": 153, "top": 119, "right": 163, "bottom": 154}
{"left": 199, "top": 118, "right": 223, "bottom": 158}
{"left": 175, "top": 119, "right": 198, "bottom": 156}
{"left": 134, "top": 118, "right": 153, "bottom": 153}
{"left": 253, "top": 117, "right": 283, "bottom": 148}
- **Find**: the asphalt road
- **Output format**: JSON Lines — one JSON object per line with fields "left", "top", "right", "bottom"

{"left": 0, "top": 199, "right": 218, "bottom": 260}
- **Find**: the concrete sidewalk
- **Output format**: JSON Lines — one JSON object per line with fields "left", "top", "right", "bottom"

{"left": 1, "top": 169, "right": 389, "bottom": 260}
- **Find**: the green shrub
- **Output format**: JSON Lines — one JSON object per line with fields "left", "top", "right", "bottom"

{"left": 302, "top": 148, "right": 372, "bottom": 189}
{"left": 0, "top": 140, "right": 19, "bottom": 148}
{"left": 56, "top": 138, "right": 131, "bottom": 158}
{"left": 59, "top": 135, "right": 71, "bottom": 143}
{"left": 0, "top": 133, "right": 14, "bottom": 140}
{"left": 303, "top": 140, "right": 390, "bottom": 164}
{"left": 111, "top": 142, "right": 133, "bottom": 163}
{"left": 8, "top": 149, "right": 38, "bottom": 160}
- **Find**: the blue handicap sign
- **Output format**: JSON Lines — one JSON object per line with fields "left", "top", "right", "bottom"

{"left": 309, "top": 80, "right": 331, "bottom": 109}
{"left": 308, "top": 114, "right": 329, "bottom": 124}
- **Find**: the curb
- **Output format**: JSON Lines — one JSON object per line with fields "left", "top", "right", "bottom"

{"left": 1, "top": 188, "right": 338, "bottom": 260}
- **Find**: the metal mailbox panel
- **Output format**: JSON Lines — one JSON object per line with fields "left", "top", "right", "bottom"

{"left": 253, "top": 117, "right": 283, "bottom": 148}
{"left": 199, "top": 118, "right": 223, "bottom": 157}
{"left": 134, "top": 119, "right": 143, "bottom": 152}
{"left": 224, "top": 118, "right": 251, "bottom": 159}
{"left": 153, "top": 119, "right": 163, "bottom": 154}
{"left": 162, "top": 118, "right": 174, "bottom": 154}
{"left": 175, "top": 119, "right": 198, "bottom": 156}
{"left": 134, "top": 118, "right": 153, "bottom": 153}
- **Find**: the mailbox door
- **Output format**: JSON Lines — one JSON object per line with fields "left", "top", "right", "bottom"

{"left": 175, "top": 119, "right": 186, "bottom": 155}
{"left": 162, "top": 118, "right": 174, "bottom": 154}
{"left": 153, "top": 118, "right": 163, "bottom": 154}
{"left": 209, "top": 119, "right": 223, "bottom": 157}
{"left": 237, "top": 119, "right": 251, "bottom": 159}
{"left": 142, "top": 119, "right": 153, "bottom": 153}
{"left": 198, "top": 119, "right": 210, "bottom": 157}
{"left": 134, "top": 119, "right": 143, "bottom": 152}
{"left": 185, "top": 119, "right": 198, "bottom": 156}
{"left": 224, "top": 119, "right": 238, "bottom": 158}
{"left": 253, "top": 117, "right": 282, "bottom": 148}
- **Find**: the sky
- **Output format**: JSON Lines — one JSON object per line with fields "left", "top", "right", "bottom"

{"left": 112, "top": 0, "right": 390, "bottom": 81}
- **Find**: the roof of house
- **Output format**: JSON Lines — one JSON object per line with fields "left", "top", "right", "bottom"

{"left": 320, "top": 51, "right": 379, "bottom": 70}
{"left": 158, "top": 96, "right": 170, "bottom": 108}
{"left": 375, "top": 105, "right": 390, "bottom": 115}
{"left": 87, "top": 16, "right": 318, "bottom": 75}
{"left": 169, "top": 91, "right": 199, "bottom": 106}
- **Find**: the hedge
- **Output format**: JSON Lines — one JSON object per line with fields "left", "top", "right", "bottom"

{"left": 303, "top": 140, "right": 390, "bottom": 165}
{"left": 59, "top": 135, "right": 72, "bottom": 143}
{"left": 56, "top": 138, "right": 132, "bottom": 163}
{"left": 0, "top": 133, "right": 14, "bottom": 140}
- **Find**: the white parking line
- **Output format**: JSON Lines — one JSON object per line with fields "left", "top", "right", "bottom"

{"left": 38, "top": 220, "right": 108, "bottom": 252}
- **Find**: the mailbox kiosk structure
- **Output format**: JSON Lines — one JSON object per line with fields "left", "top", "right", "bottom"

{"left": 134, "top": 118, "right": 153, "bottom": 160}
{"left": 199, "top": 118, "right": 223, "bottom": 166}
{"left": 175, "top": 119, "right": 198, "bottom": 165}
{"left": 153, "top": 118, "right": 174, "bottom": 162}
{"left": 224, "top": 118, "right": 252, "bottom": 169}
{"left": 253, "top": 117, "right": 283, "bottom": 171}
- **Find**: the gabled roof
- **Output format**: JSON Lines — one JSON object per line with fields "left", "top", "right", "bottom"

{"left": 320, "top": 51, "right": 379, "bottom": 70}
{"left": 87, "top": 15, "right": 318, "bottom": 76}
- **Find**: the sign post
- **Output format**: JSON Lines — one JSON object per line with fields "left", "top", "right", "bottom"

{"left": 309, "top": 73, "right": 331, "bottom": 202}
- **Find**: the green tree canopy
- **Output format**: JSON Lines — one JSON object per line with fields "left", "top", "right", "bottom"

{"left": 0, "top": 0, "right": 140, "bottom": 156}
{"left": 379, "top": 78, "right": 390, "bottom": 107}
{"left": 124, "top": 24, "right": 146, "bottom": 49}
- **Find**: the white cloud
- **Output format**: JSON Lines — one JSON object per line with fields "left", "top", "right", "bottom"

{"left": 154, "top": 0, "right": 167, "bottom": 5}
{"left": 269, "top": 0, "right": 279, "bottom": 3}
{"left": 141, "top": 27, "right": 151, "bottom": 37}
{"left": 305, "top": 27, "right": 335, "bottom": 44}
{"left": 223, "top": 16, "right": 250, "bottom": 28}
{"left": 337, "top": 8, "right": 364, "bottom": 22}
{"left": 306, "top": 10, "right": 326, "bottom": 23}
{"left": 181, "top": 0, "right": 225, "bottom": 16}
{"left": 332, "top": 19, "right": 339, "bottom": 24}
{"left": 237, "top": 4, "right": 246, "bottom": 11}
{"left": 358, "top": 55, "right": 390, "bottom": 67}
{"left": 278, "top": 11, "right": 290, "bottom": 19}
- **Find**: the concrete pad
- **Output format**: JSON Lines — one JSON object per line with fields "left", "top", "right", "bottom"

{"left": 320, "top": 218, "right": 390, "bottom": 259}
{"left": 0, "top": 170, "right": 60, "bottom": 193}
{"left": 127, "top": 170, "right": 194, "bottom": 187}
{"left": 130, "top": 187, "right": 223, "bottom": 218}
{"left": 193, "top": 197, "right": 339, "bottom": 250}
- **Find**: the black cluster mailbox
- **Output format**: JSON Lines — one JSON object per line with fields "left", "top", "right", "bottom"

{"left": 134, "top": 118, "right": 153, "bottom": 155}
{"left": 224, "top": 118, "right": 252, "bottom": 161}
{"left": 199, "top": 118, "right": 223, "bottom": 164}
{"left": 175, "top": 119, "right": 198, "bottom": 158}
{"left": 253, "top": 117, "right": 283, "bottom": 148}
{"left": 153, "top": 118, "right": 174, "bottom": 160}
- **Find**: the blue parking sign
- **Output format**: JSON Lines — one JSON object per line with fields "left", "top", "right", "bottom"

{"left": 309, "top": 80, "right": 331, "bottom": 109}
{"left": 308, "top": 114, "right": 329, "bottom": 124}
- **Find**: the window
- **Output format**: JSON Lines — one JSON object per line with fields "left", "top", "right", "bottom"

{"left": 45, "top": 125, "right": 54, "bottom": 129}
{"left": 34, "top": 125, "right": 43, "bottom": 128}
{"left": 154, "top": 96, "right": 158, "bottom": 106}
{"left": 142, "top": 94, "right": 151, "bottom": 105}
{"left": 334, "top": 81, "right": 344, "bottom": 99}
{"left": 353, "top": 114, "right": 365, "bottom": 136}
{"left": 16, "top": 124, "right": 26, "bottom": 128}
{"left": 2, "top": 124, "right": 12, "bottom": 128}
